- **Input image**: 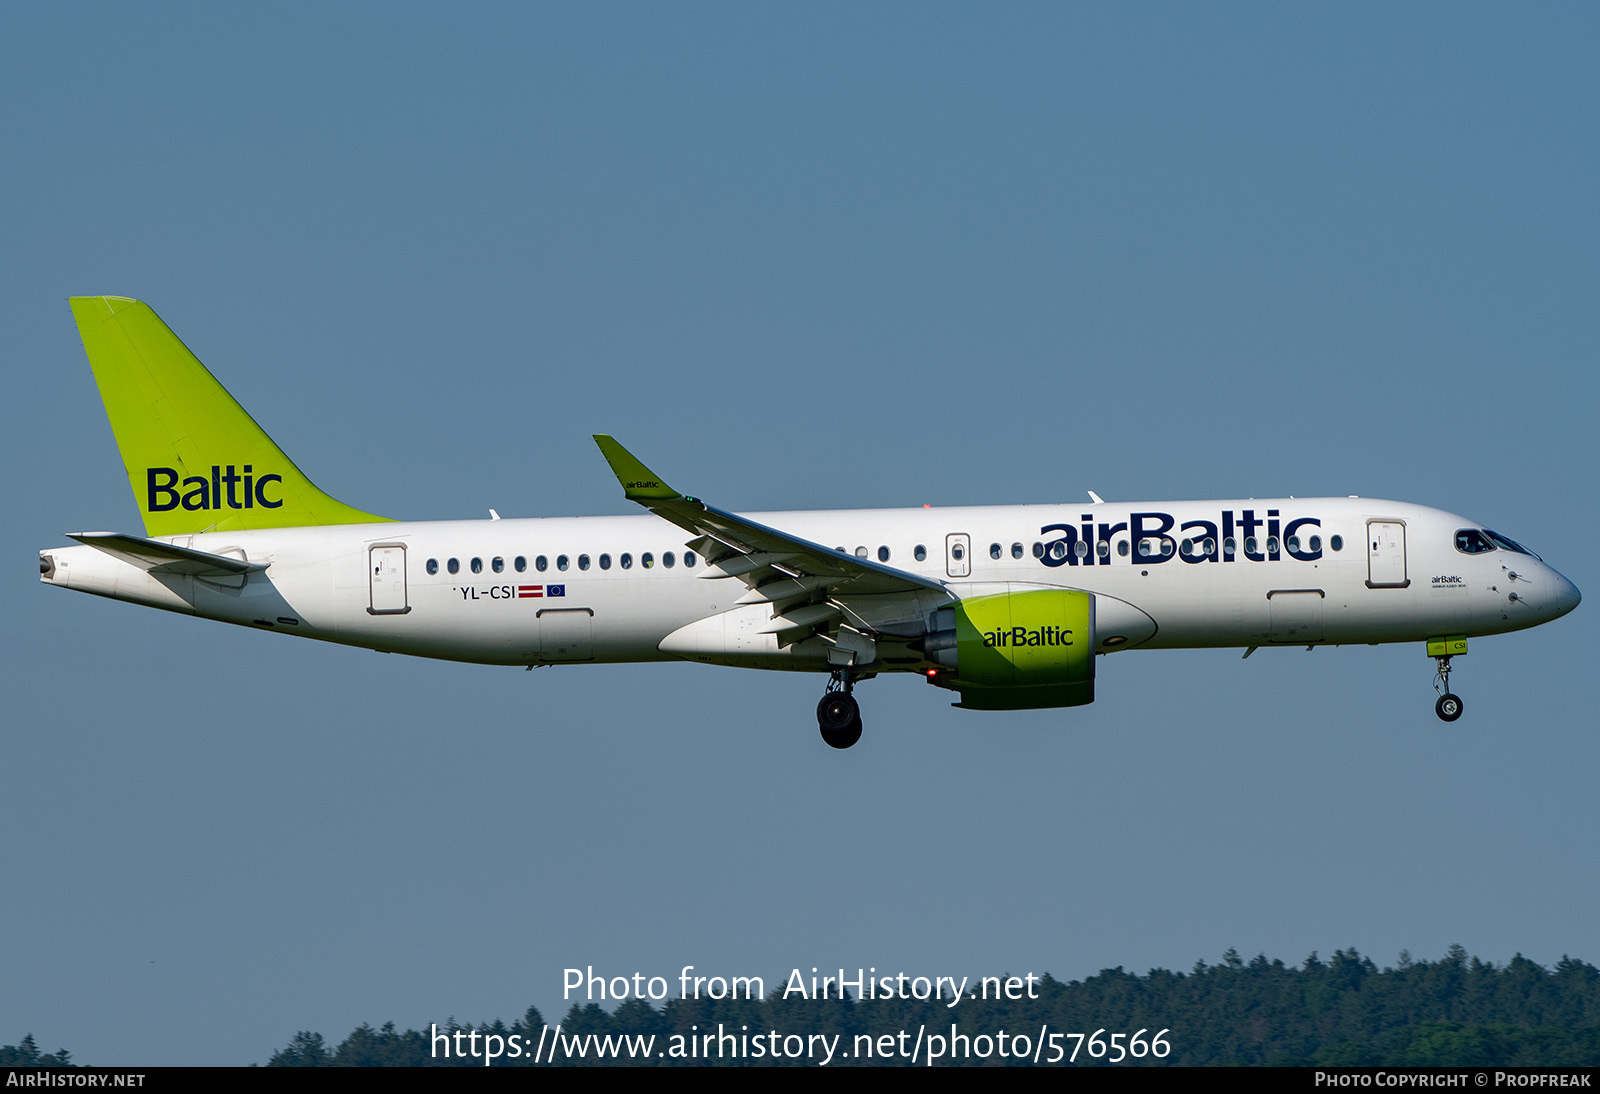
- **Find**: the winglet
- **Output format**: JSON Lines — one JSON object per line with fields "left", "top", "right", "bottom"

{"left": 592, "top": 435, "right": 682, "bottom": 502}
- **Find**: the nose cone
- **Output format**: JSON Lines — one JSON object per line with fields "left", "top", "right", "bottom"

{"left": 1547, "top": 568, "right": 1581, "bottom": 621}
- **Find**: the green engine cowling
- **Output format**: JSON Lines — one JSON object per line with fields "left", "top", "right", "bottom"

{"left": 927, "top": 589, "right": 1096, "bottom": 710}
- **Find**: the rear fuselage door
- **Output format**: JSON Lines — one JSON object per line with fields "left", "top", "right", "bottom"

{"left": 368, "top": 545, "right": 411, "bottom": 614}
{"left": 945, "top": 533, "right": 971, "bottom": 578}
{"left": 1366, "top": 521, "right": 1409, "bottom": 588}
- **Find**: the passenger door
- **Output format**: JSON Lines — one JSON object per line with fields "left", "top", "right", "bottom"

{"left": 1366, "top": 521, "right": 1409, "bottom": 588}
{"left": 368, "top": 545, "right": 410, "bottom": 614}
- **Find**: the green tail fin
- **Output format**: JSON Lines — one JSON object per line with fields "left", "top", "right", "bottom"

{"left": 69, "top": 296, "right": 389, "bottom": 535}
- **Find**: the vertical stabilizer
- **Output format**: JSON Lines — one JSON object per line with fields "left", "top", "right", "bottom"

{"left": 69, "top": 296, "right": 389, "bottom": 535}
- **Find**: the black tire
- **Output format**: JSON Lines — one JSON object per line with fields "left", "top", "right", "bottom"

{"left": 1435, "top": 693, "right": 1464, "bottom": 722}
{"left": 821, "top": 714, "right": 863, "bottom": 750}
{"left": 817, "top": 692, "right": 859, "bottom": 733}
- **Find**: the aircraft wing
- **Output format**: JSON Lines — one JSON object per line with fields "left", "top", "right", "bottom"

{"left": 593, "top": 435, "right": 949, "bottom": 640}
{"left": 67, "top": 532, "right": 268, "bottom": 577}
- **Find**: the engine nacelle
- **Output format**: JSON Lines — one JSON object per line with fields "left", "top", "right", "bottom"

{"left": 927, "top": 588, "right": 1095, "bottom": 710}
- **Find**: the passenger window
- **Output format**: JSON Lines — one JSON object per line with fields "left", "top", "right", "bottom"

{"left": 1118, "top": 540, "right": 1130, "bottom": 557}
{"left": 1286, "top": 536, "right": 1300, "bottom": 553}
{"left": 470, "top": 557, "right": 483, "bottom": 574}
{"left": 620, "top": 553, "right": 633, "bottom": 569}
{"left": 1050, "top": 542, "right": 1066, "bottom": 560}
{"left": 855, "top": 546, "right": 868, "bottom": 558}
{"left": 515, "top": 556, "right": 527, "bottom": 573}
{"left": 447, "top": 558, "right": 460, "bottom": 574}
{"left": 684, "top": 551, "right": 697, "bottom": 568}
{"left": 492, "top": 557, "right": 504, "bottom": 573}
{"left": 598, "top": 553, "right": 610, "bottom": 570}
{"left": 1180, "top": 538, "right": 1193, "bottom": 556}
{"left": 663, "top": 552, "right": 675, "bottom": 568}
{"left": 1203, "top": 537, "right": 1215, "bottom": 555}
{"left": 914, "top": 545, "right": 927, "bottom": 561}
{"left": 426, "top": 558, "right": 439, "bottom": 575}
{"left": 952, "top": 543, "right": 965, "bottom": 560}
{"left": 556, "top": 554, "right": 569, "bottom": 571}
{"left": 1075, "top": 540, "right": 1088, "bottom": 558}
{"left": 1330, "top": 535, "right": 1344, "bottom": 552}
{"left": 1308, "top": 535, "right": 1321, "bottom": 553}
{"left": 1244, "top": 537, "right": 1258, "bottom": 555}
{"left": 642, "top": 552, "right": 653, "bottom": 569}
{"left": 990, "top": 542, "right": 1002, "bottom": 559}
{"left": 1013, "top": 542, "right": 1025, "bottom": 559}
{"left": 878, "top": 546, "right": 891, "bottom": 562}
{"left": 1223, "top": 537, "right": 1236, "bottom": 558}
{"left": 579, "top": 554, "right": 591, "bottom": 570}
{"left": 1097, "top": 540, "right": 1110, "bottom": 558}
{"left": 536, "top": 555, "right": 548, "bottom": 572}
{"left": 1266, "top": 536, "right": 1279, "bottom": 554}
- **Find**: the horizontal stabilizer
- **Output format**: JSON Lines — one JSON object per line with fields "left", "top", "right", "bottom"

{"left": 67, "top": 532, "right": 268, "bottom": 576}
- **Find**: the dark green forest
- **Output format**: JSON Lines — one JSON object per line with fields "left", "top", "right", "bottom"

{"left": 0, "top": 1034, "right": 72, "bottom": 1067}
{"left": 10, "top": 947, "right": 1600, "bottom": 1066}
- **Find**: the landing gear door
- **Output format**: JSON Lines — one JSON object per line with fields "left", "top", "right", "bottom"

{"left": 946, "top": 533, "right": 971, "bottom": 578}
{"left": 368, "top": 545, "right": 411, "bottom": 614}
{"left": 1366, "top": 521, "right": 1409, "bottom": 588}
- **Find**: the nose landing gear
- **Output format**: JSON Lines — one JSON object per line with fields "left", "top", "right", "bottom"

{"left": 1433, "top": 654, "right": 1463, "bottom": 723}
{"left": 817, "top": 672, "right": 862, "bottom": 749}
{"left": 1426, "top": 636, "right": 1469, "bottom": 723}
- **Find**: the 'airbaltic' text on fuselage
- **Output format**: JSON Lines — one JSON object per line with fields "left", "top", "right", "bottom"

{"left": 1037, "top": 509, "right": 1323, "bottom": 567}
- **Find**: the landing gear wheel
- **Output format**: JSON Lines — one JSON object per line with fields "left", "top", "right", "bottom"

{"left": 817, "top": 671, "right": 863, "bottom": 748}
{"left": 820, "top": 713, "right": 863, "bottom": 750}
{"left": 818, "top": 692, "right": 859, "bottom": 731}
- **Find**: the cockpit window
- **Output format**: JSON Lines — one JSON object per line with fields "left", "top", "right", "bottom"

{"left": 1455, "top": 529, "right": 1494, "bottom": 554}
{"left": 1484, "top": 529, "right": 1540, "bottom": 560}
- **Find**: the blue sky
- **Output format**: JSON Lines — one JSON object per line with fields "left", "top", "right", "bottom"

{"left": 3, "top": 3, "right": 1597, "bottom": 1066}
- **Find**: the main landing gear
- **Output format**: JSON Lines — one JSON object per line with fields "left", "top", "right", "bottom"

{"left": 817, "top": 671, "right": 863, "bottom": 749}
{"left": 1433, "top": 654, "right": 1464, "bottom": 723}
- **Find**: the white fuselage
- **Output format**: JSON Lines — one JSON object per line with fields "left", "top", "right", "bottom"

{"left": 40, "top": 497, "right": 1581, "bottom": 675}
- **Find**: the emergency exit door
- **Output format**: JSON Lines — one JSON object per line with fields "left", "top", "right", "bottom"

{"left": 946, "top": 533, "right": 971, "bottom": 578}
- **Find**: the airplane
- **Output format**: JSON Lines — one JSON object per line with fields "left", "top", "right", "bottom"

{"left": 39, "top": 297, "right": 1581, "bottom": 748}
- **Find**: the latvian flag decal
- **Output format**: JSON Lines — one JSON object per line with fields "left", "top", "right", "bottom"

{"left": 517, "top": 585, "right": 566, "bottom": 598}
